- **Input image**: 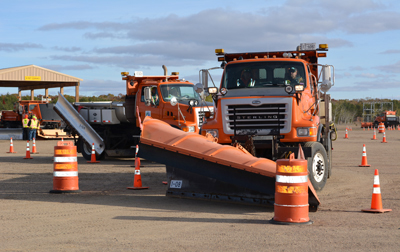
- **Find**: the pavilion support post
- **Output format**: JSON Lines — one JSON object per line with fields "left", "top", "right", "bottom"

{"left": 18, "top": 90, "right": 21, "bottom": 101}
{"left": 45, "top": 88, "right": 49, "bottom": 99}
{"left": 31, "top": 90, "right": 34, "bottom": 100}
{"left": 75, "top": 82, "right": 80, "bottom": 102}
{"left": 60, "top": 87, "right": 64, "bottom": 95}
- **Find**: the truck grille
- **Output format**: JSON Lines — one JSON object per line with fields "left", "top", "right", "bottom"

{"left": 221, "top": 98, "right": 292, "bottom": 135}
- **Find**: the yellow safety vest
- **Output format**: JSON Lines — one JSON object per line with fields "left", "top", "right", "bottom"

{"left": 23, "top": 118, "right": 29, "bottom": 128}
{"left": 30, "top": 119, "right": 38, "bottom": 129}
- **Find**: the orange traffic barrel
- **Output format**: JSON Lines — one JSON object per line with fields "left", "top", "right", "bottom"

{"left": 270, "top": 153, "right": 312, "bottom": 225}
{"left": 49, "top": 141, "right": 81, "bottom": 193}
{"left": 378, "top": 122, "right": 385, "bottom": 133}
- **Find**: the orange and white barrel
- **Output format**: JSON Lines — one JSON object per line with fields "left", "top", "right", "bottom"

{"left": 378, "top": 122, "right": 385, "bottom": 133}
{"left": 271, "top": 153, "right": 312, "bottom": 225}
{"left": 50, "top": 141, "right": 81, "bottom": 193}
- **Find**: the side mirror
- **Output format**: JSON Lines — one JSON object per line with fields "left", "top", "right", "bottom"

{"left": 144, "top": 87, "right": 152, "bottom": 106}
{"left": 320, "top": 65, "right": 334, "bottom": 93}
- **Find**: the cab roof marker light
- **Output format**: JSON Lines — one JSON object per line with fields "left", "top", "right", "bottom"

{"left": 215, "top": 49, "right": 224, "bottom": 54}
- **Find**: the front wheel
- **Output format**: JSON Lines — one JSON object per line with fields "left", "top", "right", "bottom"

{"left": 304, "top": 142, "right": 328, "bottom": 191}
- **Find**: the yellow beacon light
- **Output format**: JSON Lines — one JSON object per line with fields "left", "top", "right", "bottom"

{"left": 215, "top": 49, "right": 225, "bottom": 54}
{"left": 319, "top": 44, "right": 328, "bottom": 49}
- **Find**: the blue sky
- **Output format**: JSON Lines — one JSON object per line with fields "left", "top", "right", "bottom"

{"left": 1, "top": 0, "right": 400, "bottom": 99}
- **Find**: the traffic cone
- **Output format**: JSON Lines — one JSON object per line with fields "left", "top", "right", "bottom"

{"left": 87, "top": 143, "right": 100, "bottom": 163}
{"left": 6, "top": 137, "right": 17, "bottom": 153}
{"left": 381, "top": 132, "right": 387, "bottom": 143}
{"left": 362, "top": 169, "right": 392, "bottom": 213}
{"left": 368, "top": 127, "right": 370, "bottom": 131}
{"left": 127, "top": 145, "right": 149, "bottom": 190}
{"left": 371, "top": 129, "right": 376, "bottom": 140}
{"left": 31, "top": 138, "right": 39, "bottom": 154}
{"left": 363, "top": 127, "right": 365, "bottom": 131}
{"left": 23, "top": 141, "right": 33, "bottom": 159}
{"left": 359, "top": 144, "right": 370, "bottom": 167}
{"left": 344, "top": 128, "right": 349, "bottom": 139}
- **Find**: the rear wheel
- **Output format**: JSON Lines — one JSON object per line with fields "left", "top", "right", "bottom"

{"left": 304, "top": 142, "right": 328, "bottom": 191}
{"left": 79, "top": 139, "right": 105, "bottom": 161}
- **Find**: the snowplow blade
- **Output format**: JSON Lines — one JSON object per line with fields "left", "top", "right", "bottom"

{"left": 138, "top": 117, "right": 320, "bottom": 211}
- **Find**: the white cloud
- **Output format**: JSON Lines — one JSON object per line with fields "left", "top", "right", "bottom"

{"left": 0, "top": 42, "right": 43, "bottom": 52}
{"left": 377, "top": 61, "right": 400, "bottom": 73}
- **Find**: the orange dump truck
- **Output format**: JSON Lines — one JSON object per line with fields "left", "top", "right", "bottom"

{"left": 200, "top": 43, "right": 336, "bottom": 191}
{"left": 0, "top": 100, "right": 62, "bottom": 129}
{"left": 56, "top": 66, "right": 213, "bottom": 160}
{"left": 373, "top": 111, "right": 398, "bottom": 128}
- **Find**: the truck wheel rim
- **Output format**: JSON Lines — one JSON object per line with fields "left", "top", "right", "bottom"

{"left": 312, "top": 153, "right": 325, "bottom": 182}
{"left": 83, "top": 143, "right": 92, "bottom": 156}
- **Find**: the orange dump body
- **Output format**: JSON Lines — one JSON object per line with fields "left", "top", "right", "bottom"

{"left": 139, "top": 117, "right": 320, "bottom": 210}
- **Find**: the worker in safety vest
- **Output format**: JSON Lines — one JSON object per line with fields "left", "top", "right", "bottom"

{"left": 29, "top": 115, "right": 39, "bottom": 140}
{"left": 22, "top": 114, "right": 30, "bottom": 140}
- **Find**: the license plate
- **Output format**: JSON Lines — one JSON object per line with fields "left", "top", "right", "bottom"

{"left": 170, "top": 180, "right": 182, "bottom": 189}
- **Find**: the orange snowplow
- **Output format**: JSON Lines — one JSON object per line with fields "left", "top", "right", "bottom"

{"left": 138, "top": 116, "right": 320, "bottom": 211}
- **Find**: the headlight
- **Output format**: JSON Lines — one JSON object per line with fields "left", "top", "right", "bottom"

{"left": 205, "top": 129, "right": 218, "bottom": 138}
{"left": 295, "top": 84, "right": 304, "bottom": 92}
{"left": 297, "top": 127, "right": 317, "bottom": 137}
{"left": 208, "top": 87, "right": 218, "bottom": 94}
{"left": 189, "top": 100, "right": 199, "bottom": 106}
{"left": 182, "top": 126, "right": 195, "bottom": 132}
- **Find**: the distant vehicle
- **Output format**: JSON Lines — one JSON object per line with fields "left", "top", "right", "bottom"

{"left": 0, "top": 100, "right": 62, "bottom": 129}
{"left": 362, "top": 110, "right": 399, "bottom": 128}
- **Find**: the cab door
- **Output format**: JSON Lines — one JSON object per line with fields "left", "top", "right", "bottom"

{"left": 138, "top": 86, "right": 161, "bottom": 122}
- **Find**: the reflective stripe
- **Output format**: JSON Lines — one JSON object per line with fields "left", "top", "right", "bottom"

{"left": 53, "top": 171, "right": 78, "bottom": 177}
{"left": 276, "top": 175, "right": 308, "bottom": 183}
{"left": 277, "top": 165, "right": 307, "bottom": 173}
{"left": 362, "top": 152, "right": 367, "bottom": 156}
{"left": 374, "top": 175, "right": 380, "bottom": 185}
{"left": 276, "top": 185, "right": 307, "bottom": 194}
{"left": 135, "top": 170, "right": 140, "bottom": 175}
{"left": 373, "top": 187, "right": 381, "bottom": 194}
{"left": 54, "top": 156, "right": 77, "bottom": 162}
{"left": 274, "top": 203, "right": 309, "bottom": 207}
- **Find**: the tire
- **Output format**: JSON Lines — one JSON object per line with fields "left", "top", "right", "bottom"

{"left": 79, "top": 139, "right": 105, "bottom": 161}
{"left": 304, "top": 142, "right": 328, "bottom": 191}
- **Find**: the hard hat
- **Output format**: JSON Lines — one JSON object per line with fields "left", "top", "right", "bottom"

{"left": 24, "top": 114, "right": 28, "bottom": 119}
{"left": 33, "top": 115, "right": 37, "bottom": 119}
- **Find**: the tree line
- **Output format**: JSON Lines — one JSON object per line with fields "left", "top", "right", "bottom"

{"left": 0, "top": 93, "right": 125, "bottom": 111}
{"left": 1, "top": 93, "right": 399, "bottom": 125}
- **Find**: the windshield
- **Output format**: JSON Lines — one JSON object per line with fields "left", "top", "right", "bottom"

{"left": 222, "top": 61, "right": 306, "bottom": 90}
{"left": 160, "top": 84, "right": 201, "bottom": 102}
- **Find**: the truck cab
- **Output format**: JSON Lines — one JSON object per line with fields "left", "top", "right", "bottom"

{"left": 201, "top": 43, "right": 336, "bottom": 191}
{"left": 124, "top": 71, "right": 213, "bottom": 133}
